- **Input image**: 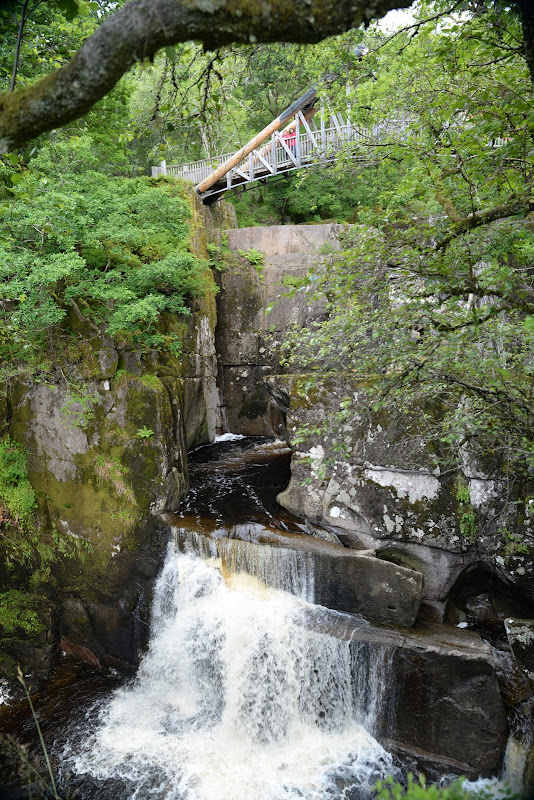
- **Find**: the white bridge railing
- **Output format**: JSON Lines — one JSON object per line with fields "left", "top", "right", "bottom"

{"left": 151, "top": 109, "right": 511, "bottom": 204}
{"left": 152, "top": 110, "right": 417, "bottom": 201}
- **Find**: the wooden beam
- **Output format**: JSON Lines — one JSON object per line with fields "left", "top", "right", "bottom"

{"left": 195, "top": 87, "right": 316, "bottom": 194}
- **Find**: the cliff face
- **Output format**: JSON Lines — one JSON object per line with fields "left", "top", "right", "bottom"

{"left": 0, "top": 195, "right": 236, "bottom": 679}
{"left": 215, "top": 221, "right": 534, "bottom": 786}
{"left": 1, "top": 211, "right": 532, "bottom": 787}
{"left": 216, "top": 223, "right": 534, "bottom": 627}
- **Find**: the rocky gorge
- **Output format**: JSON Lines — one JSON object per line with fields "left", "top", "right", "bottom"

{"left": 1, "top": 188, "right": 533, "bottom": 796}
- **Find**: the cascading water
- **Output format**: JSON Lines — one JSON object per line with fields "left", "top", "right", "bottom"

{"left": 179, "top": 529, "right": 316, "bottom": 602}
{"left": 61, "top": 438, "right": 398, "bottom": 800}
{"left": 65, "top": 542, "right": 395, "bottom": 800}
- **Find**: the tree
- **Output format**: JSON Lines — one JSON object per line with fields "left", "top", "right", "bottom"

{"left": 0, "top": 0, "right": 418, "bottom": 153}
{"left": 281, "top": 1, "right": 534, "bottom": 531}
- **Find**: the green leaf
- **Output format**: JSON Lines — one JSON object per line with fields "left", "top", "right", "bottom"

{"left": 57, "top": 0, "right": 80, "bottom": 20}
{"left": 164, "top": 46, "right": 177, "bottom": 63}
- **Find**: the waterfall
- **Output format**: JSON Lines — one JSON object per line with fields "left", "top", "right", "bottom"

{"left": 67, "top": 540, "right": 396, "bottom": 800}
{"left": 178, "top": 528, "right": 316, "bottom": 603}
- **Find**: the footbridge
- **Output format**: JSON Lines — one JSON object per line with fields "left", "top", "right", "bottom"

{"left": 151, "top": 87, "right": 413, "bottom": 205}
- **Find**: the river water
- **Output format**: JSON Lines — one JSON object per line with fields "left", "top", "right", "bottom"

{"left": 54, "top": 435, "right": 398, "bottom": 799}
{"left": 1, "top": 436, "right": 520, "bottom": 799}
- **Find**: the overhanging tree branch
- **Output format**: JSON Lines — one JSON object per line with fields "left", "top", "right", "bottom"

{"left": 0, "top": 0, "right": 412, "bottom": 153}
{"left": 436, "top": 198, "right": 530, "bottom": 250}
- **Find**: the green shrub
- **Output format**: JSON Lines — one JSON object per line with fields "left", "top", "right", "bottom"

{"left": 374, "top": 774, "right": 518, "bottom": 800}
{"left": 0, "top": 590, "right": 46, "bottom": 636}
{"left": 0, "top": 436, "right": 36, "bottom": 531}
{"left": 0, "top": 138, "right": 212, "bottom": 380}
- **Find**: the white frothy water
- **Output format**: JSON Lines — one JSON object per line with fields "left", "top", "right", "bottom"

{"left": 180, "top": 529, "right": 316, "bottom": 603}
{"left": 68, "top": 541, "right": 395, "bottom": 800}
{"left": 464, "top": 736, "right": 533, "bottom": 799}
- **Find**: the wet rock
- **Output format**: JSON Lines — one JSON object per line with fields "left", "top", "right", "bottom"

{"left": 183, "top": 525, "right": 423, "bottom": 625}
{"left": 309, "top": 610, "right": 509, "bottom": 774}
{"left": 391, "top": 635, "right": 507, "bottom": 771}
{"left": 381, "top": 739, "right": 480, "bottom": 782}
{"left": 87, "top": 603, "right": 138, "bottom": 666}
{"left": 58, "top": 638, "right": 102, "bottom": 668}
{"left": 505, "top": 618, "right": 534, "bottom": 675}
{"left": 59, "top": 599, "right": 97, "bottom": 653}
{"left": 493, "top": 649, "right": 534, "bottom": 706}
{"left": 310, "top": 548, "right": 422, "bottom": 625}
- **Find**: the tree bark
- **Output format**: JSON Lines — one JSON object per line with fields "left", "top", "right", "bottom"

{"left": 518, "top": 0, "right": 534, "bottom": 86}
{"left": 436, "top": 199, "right": 530, "bottom": 250}
{"left": 10, "top": 0, "right": 30, "bottom": 92}
{"left": 0, "top": 0, "right": 411, "bottom": 153}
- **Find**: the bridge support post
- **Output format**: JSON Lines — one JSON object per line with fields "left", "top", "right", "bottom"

{"left": 320, "top": 105, "right": 326, "bottom": 160}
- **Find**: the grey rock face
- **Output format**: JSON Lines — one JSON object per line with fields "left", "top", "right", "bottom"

{"left": 306, "top": 608, "right": 508, "bottom": 775}
{"left": 505, "top": 618, "right": 534, "bottom": 676}
{"left": 270, "top": 375, "right": 534, "bottom": 625}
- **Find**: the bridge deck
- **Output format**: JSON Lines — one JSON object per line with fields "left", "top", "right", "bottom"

{"left": 152, "top": 111, "right": 415, "bottom": 203}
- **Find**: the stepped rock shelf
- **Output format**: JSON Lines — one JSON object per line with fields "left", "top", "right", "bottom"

{"left": 167, "top": 516, "right": 423, "bottom": 625}
{"left": 165, "top": 517, "right": 507, "bottom": 778}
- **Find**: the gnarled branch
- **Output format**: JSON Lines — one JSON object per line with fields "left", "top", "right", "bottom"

{"left": 0, "top": 0, "right": 411, "bottom": 153}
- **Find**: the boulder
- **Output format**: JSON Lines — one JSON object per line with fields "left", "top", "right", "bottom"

{"left": 505, "top": 618, "right": 534, "bottom": 676}
{"left": 305, "top": 609, "right": 509, "bottom": 774}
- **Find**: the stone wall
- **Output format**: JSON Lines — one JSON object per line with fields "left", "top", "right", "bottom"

{"left": 216, "top": 224, "right": 342, "bottom": 435}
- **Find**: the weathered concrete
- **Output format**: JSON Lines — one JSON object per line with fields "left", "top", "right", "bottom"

{"left": 216, "top": 224, "right": 344, "bottom": 435}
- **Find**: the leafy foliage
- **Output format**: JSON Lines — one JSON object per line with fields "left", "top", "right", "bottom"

{"left": 238, "top": 248, "right": 265, "bottom": 278}
{"left": 0, "top": 135, "right": 211, "bottom": 380}
{"left": 277, "top": 2, "right": 534, "bottom": 538}
{"left": 136, "top": 425, "right": 155, "bottom": 439}
{"left": 374, "top": 773, "right": 518, "bottom": 800}
{"left": 0, "top": 590, "right": 45, "bottom": 636}
{"left": 0, "top": 435, "right": 36, "bottom": 533}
